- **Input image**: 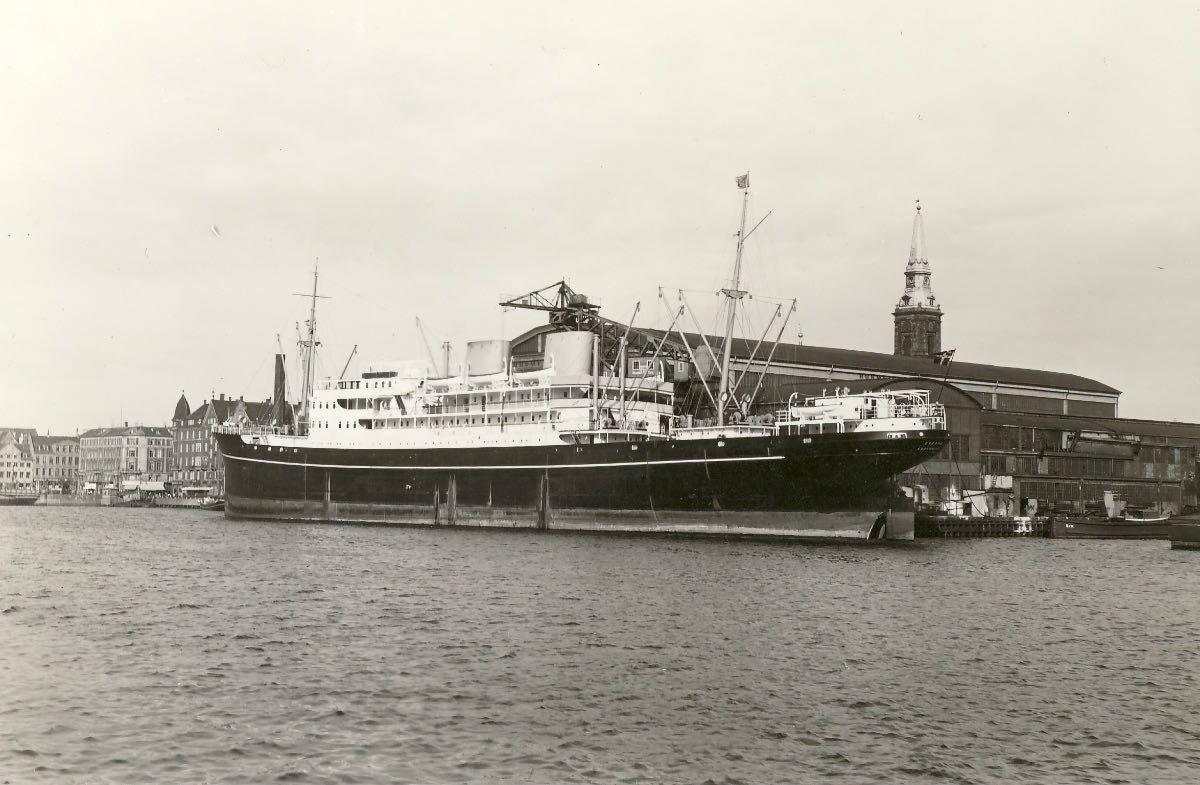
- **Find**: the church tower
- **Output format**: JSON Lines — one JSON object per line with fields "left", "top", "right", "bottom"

{"left": 893, "top": 200, "right": 943, "bottom": 357}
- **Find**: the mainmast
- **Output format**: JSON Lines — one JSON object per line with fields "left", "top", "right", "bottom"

{"left": 717, "top": 174, "right": 751, "bottom": 426}
{"left": 295, "top": 260, "right": 327, "bottom": 436}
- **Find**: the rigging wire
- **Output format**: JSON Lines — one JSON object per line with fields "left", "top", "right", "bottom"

{"left": 237, "top": 347, "right": 272, "bottom": 404}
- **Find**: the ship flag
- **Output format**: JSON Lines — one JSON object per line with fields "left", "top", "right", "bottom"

{"left": 735, "top": 173, "right": 750, "bottom": 189}
{"left": 935, "top": 348, "right": 956, "bottom": 365}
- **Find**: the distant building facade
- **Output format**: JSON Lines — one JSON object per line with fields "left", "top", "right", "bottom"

{"left": 79, "top": 426, "right": 173, "bottom": 491}
{"left": 0, "top": 430, "right": 35, "bottom": 492}
{"left": 31, "top": 434, "right": 81, "bottom": 493}
{"left": 171, "top": 393, "right": 272, "bottom": 497}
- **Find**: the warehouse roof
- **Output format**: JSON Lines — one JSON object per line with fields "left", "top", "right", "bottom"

{"left": 643, "top": 330, "right": 1121, "bottom": 395}
{"left": 510, "top": 322, "right": 1120, "bottom": 395}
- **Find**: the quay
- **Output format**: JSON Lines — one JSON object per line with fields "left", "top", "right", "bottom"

{"left": 915, "top": 514, "right": 1049, "bottom": 538}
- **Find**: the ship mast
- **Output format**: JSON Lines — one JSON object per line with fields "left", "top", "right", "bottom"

{"left": 716, "top": 175, "right": 773, "bottom": 425}
{"left": 717, "top": 174, "right": 753, "bottom": 426}
{"left": 295, "top": 260, "right": 327, "bottom": 436}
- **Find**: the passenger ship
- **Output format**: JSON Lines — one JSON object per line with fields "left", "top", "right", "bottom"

{"left": 215, "top": 182, "right": 948, "bottom": 540}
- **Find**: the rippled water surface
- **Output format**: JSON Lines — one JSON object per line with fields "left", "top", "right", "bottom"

{"left": 2, "top": 507, "right": 1198, "bottom": 784}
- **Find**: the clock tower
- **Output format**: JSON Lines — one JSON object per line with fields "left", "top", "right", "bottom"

{"left": 893, "top": 200, "right": 943, "bottom": 358}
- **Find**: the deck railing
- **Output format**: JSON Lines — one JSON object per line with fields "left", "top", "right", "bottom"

{"left": 775, "top": 396, "right": 947, "bottom": 430}
{"left": 212, "top": 424, "right": 290, "bottom": 436}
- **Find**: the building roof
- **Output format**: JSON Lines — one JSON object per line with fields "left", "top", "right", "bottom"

{"left": 642, "top": 329, "right": 1120, "bottom": 396}
{"left": 79, "top": 426, "right": 173, "bottom": 439}
{"left": 185, "top": 396, "right": 273, "bottom": 425}
{"left": 0, "top": 430, "right": 35, "bottom": 458}
{"left": 31, "top": 434, "right": 79, "bottom": 448}
{"left": 510, "top": 321, "right": 1118, "bottom": 396}
{"left": 173, "top": 392, "right": 191, "bottom": 421}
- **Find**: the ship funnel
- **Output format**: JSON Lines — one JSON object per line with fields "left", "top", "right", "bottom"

{"left": 271, "top": 354, "right": 293, "bottom": 428}
{"left": 466, "top": 339, "right": 511, "bottom": 376}
{"left": 543, "top": 331, "right": 592, "bottom": 377}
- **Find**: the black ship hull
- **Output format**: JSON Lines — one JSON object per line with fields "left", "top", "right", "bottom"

{"left": 215, "top": 429, "right": 946, "bottom": 541}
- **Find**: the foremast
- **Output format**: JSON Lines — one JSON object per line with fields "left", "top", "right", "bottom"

{"left": 295, "top": 260, "right": 326, "bottom": 436}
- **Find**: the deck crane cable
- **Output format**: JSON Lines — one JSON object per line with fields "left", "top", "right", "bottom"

{"left": 729, "top": 302, "right": 781, "bottom": 404}
{"left": 595, "top": 301, "right": 640, "bottom": 421}
{"left": 622, "top": 303, "right": 686, "bottom": 422}
{"left": 672, "top": 290, "right": 721, "bottom": 412}
{"left": 741, "top": 299, "right": 797, "bottom": 418}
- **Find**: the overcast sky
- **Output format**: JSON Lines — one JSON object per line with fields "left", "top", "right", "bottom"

{"left": 3, "top": 1, "right": 1197, "bottom": 433}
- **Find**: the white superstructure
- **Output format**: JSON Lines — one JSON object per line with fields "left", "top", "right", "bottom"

{"left": 292, "top": 331, "right": 677, "bottom": 449}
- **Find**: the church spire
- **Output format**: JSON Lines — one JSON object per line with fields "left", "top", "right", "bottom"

{"left": 173, "top": 390, "right": 191, "bottom": 422}
{"left": 897, "top": 199, "right": 937, "bottom": 310}
{"left": 893, "top": 199, "right": 944, "bottom": 357}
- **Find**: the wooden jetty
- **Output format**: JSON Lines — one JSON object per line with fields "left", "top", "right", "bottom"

{"left": 915, "top": 515, "right": 1050, "bottom": 538}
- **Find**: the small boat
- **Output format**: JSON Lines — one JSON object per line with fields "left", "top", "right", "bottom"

{"left": 1050, "top": 516, "right": 1170, "bottom": 539}
{"left": 0, "top": 491, "right": 39, "bottom": 506}
{"left": 153, "top": 496, "right": 225, "bottom": 512}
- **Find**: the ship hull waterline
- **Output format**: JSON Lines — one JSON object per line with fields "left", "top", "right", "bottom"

{"left": 216, "top": 429, "right": 946, "bottom": 541}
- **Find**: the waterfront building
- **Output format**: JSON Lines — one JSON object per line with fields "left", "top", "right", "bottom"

{"left": 0, "top": 431, "right": 35, "bottom": 492}
{"left": 31, "top": 434, "right": 81, "bottom": 493}
{"left": 171, "top": 393, "right": 272, "bottom": 497}
{"left": 79, "top": 425, "right": 173, "bottom": 492}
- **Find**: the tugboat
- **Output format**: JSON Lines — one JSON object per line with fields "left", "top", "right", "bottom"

{"left": 215, "top": 178, "right": 949, "bottom": 540}
{"left": 1050, "top": 515, "right": 1171, "bottom": 540}
{"left": 1050, "top": 492, "right": 1172, "bottom": 539}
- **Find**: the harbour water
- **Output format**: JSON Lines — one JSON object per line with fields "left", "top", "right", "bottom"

{"left": 2, "top": 508, "right": 1198, "bottom": 784}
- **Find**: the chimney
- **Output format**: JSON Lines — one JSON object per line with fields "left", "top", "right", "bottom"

{"left": 219, "top": 393, "right": 225, "bottom": 401}
{"left": 272, "top": 353, "right": 287, "bottom": 426}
